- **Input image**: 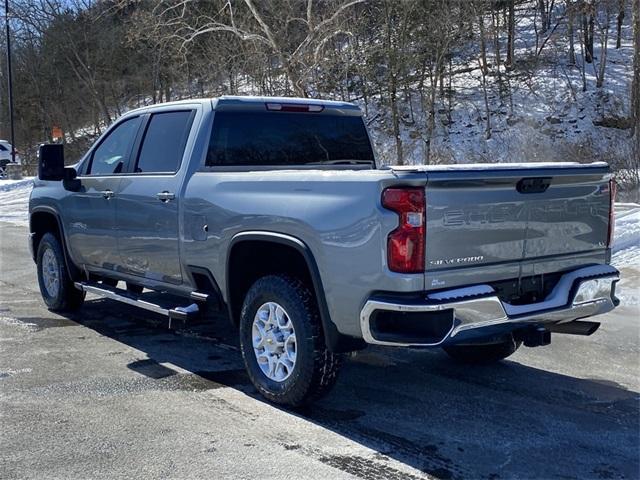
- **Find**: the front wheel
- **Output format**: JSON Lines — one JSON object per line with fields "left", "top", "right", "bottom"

{"left": 239, "top": 275, "right": 342, "bottom": 406}
{"left": 443, "top": 336, "right": 521, "bottom": 364}
{"left": 36, "top": 233, "right": 85, "bottom": 312}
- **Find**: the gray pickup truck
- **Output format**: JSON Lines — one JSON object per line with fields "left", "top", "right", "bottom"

{"left": 30, "top": 96, "right": 620, "bottom": 406}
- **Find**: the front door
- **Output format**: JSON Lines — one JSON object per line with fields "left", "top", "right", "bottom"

{"left": 63, "top": 116, "right": 142, "bottom": 271}
{"left": 116, "top": 110, "right": 195, "bottom": 285}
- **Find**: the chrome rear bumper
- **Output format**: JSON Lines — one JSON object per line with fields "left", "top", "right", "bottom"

{"left": 360, "top": 265, "right": 620, "bottom": 347}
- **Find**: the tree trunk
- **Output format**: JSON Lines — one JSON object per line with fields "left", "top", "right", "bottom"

{"left": 478, "top": 13, "right": 488, "bottom": 75}
{"left": 583, "top": 5, "right": 595, "bottom": 63}
{"left": 506, "top": 0, "right": 515, "bottom": 69}
{"left": 579, "top": 9, "right": 588, "bottom": 91}
{"left": 568, "top": 0, "right": 576, "bottom": 65}
{"left": 616, "top": 0, "right": 625, "bottom": 49}
{"left": 539, "top": 0, "right": 548, "bottom": 33}
{"left": 632, "top": 0, "right": 639, "bottom": 163}
{"left": 389, "top": 74, "right": 403, "bottom": 165}
{"left": 384, "top": 7, "right": 403, "bottom": 166}
{"left": 596, "top": 13, "right": 611, "bottom": 88}
{"left": 478, "top": 58, "right": 491, "bottom": 140}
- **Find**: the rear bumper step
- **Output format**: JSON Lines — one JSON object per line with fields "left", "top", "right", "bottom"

{"left": 74, "top": 282, "right": 200, "bottom": 328}
{"left": 360, "top": 265, "right": 619, "bottom": 347}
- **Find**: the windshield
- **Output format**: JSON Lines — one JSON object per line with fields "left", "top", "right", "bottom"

{"left": 206, "top": 111, "right": 374, "bottom": 167}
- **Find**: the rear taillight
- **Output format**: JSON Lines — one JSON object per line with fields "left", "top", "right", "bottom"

{"left": 382, "top": 187, "right": 425, "bottom": 273}
{"left": 607, "top": 179, "right": 617, "bottom": 248}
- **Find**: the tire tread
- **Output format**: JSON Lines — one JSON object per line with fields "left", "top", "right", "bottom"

{"left": 37, "top": 233, "right": 84, "bottom": 312}
{"left": 239, "top": 274, "right": 342, "bottom": 406}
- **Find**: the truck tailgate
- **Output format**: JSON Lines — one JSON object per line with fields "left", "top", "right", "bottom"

{"left": 420, "top": 163, "right": 612, "bottom": 287}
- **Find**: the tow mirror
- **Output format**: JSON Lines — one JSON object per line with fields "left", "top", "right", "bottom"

{"left": 38, "top": 144, "right": 81, "bottom": 191}
{"left": 38, "top": 144, "right": 65, "bottom": 181}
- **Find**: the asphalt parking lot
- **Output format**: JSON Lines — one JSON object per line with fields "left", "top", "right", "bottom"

{"left": 1, "top": 222, "right": 639, "bottom": 480}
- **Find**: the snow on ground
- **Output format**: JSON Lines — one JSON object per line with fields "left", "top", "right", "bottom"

{"left": 0, "top": 178, "right": 34, "bottom": 227}
{"left": 610, "top": 203, "right": 640, "bottom": 306}
{"left": 611, "top": 204, "right": 640, "bottom": 267}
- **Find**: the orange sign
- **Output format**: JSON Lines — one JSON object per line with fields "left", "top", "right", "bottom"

{"left": 52, "top": 126, "right": 63, "bottom": 141}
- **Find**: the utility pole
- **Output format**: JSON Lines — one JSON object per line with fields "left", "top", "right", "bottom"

{"left": 4, "top": 0, "right": 15, "bottom": 163}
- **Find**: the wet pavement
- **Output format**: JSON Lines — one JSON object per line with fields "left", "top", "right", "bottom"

{"left": 1, "top": 223, "right": 639, "bottom": 479}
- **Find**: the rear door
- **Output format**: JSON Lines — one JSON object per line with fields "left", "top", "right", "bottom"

{"left": 116, "top": 109, "right": 195, "bottom": 285}
{"left": 64, "top": 115, "right": 142, "bottom": 271}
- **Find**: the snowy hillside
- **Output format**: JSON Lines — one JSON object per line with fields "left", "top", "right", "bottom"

{"left": 365, "top": 5, "right": 636, "bottom": 174}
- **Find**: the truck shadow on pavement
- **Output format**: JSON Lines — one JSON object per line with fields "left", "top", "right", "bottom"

{"left": 62, "top": 298, "right": 639, "bottom": 480}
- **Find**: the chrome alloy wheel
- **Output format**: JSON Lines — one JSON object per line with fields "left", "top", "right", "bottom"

{"left": 41, "top": 247, "right": 60, "bottom": 298}
{"left": 252, "top": 302, "right": 297, "bottom": 382}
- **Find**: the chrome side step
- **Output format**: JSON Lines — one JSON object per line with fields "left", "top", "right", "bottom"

{"left": 74, "top": 282, "right": 200, "bottom": 329}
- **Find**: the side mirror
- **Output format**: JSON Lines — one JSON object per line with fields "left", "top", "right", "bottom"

{"left": 62, "top": 167, "right": 81, "bottom": 192}
{"left": 38, "top": 144, "right": 65, "bottom": 181}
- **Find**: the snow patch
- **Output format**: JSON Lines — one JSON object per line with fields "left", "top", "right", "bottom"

{"left": 0, "top": 316, "right": 38, "bottom": 332}
{"left": 0, "top": 178, "right": 33, "bottom": 227}
{"left": 611, "top": 205, "right": 640, "bottom": 269}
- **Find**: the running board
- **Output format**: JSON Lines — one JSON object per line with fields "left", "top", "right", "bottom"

{"left": 74, "top": 282, "right": 200, "bottom": 329}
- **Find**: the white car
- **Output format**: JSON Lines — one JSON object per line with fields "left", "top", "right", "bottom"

{"left": 0, "top": 140, "right": 21, "bottom": 178}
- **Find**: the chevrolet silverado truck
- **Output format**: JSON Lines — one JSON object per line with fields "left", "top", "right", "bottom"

{"left": 30, "top": 96, "right": 620, "bottom": 406}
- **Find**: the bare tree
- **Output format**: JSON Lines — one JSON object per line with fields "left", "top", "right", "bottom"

{"left": 594, "top": 1, "right": 611, "bottom": 88}
{"left": 142, "top": 0, "right": 364, "bottom": 98}
{"left": 506, "top": 0, "right": 515, "bottom": 69}
{"left": 615, "top": 0, "right": 625, "bottom": 48}
{"left": 633, "top": 0, "right": 639, "bottom": 163}
{"left": 567, "top": 0, "right": 577, "bottom": 65}
{"left": 582, "top": 1, "right": 595, "bottom": 63}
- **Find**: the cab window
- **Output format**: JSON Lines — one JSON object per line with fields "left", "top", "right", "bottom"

{"left": 134, "top": 111, "right": 194, "bottom": 174}
{"left": 87, "top": 116, "right": 141, "bottom": 175}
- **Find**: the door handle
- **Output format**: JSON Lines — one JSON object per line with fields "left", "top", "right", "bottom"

{"left": 101, "top": 189, "right": 114, "bottom": 200}
{"left": 156, "top": 191, "right": 175, "bottom": 202}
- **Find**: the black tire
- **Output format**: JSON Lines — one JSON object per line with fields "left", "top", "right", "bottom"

{"left": 239, "top": 275, "right": 342, "bottom": 407}
{"left": 443, "top": 336, "right": 521, "bottom": 364}
{"left": 126, "top": 282, "right": 144, "bottom": 294}
{"left": 36, "top": 233, "right": 85, "bottom": 312}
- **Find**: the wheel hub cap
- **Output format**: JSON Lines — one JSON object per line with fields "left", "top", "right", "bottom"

{"left": 252, "top": 302, "right": 297, "bottom": 382}
{"left": 42, "top": 248, "right": 60, "bottom": 298}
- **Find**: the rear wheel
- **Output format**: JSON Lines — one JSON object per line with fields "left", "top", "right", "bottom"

{"left": 443, "top": 335, "right": 521, "bottom": 364}
{"left": 239, "top": 275, "right": 342, "bottom": 406}
{"left": 36, "top": 233, "right": 85, "bottom": 312}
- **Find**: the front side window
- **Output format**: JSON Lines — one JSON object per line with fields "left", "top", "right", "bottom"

{"left": 206, "top": 111, "right": 374, "bottom": 167}
{"left": 88, "top": 116, "right": 141, "bottom": 175}
{"left": 135, "top": 111, "right": 194, "bottom": 173}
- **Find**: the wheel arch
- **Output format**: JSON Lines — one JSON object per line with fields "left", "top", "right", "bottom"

{"left": 30, "top": 207, "right": 81, "bottom": 280}
{"left": 226, "top": 231, "right": 364, "bottom": 353}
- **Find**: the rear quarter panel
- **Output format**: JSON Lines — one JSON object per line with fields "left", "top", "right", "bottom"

{"left": 181, "top": 169, "right": 424, "bottom": 337}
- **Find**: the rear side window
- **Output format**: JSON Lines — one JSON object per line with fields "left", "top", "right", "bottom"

{"left": 0, "top": 144, "right": 7, "bottom": 151}
{"left": 135, "top": 111, "right": 194, "bottom": 173}
{"left": 206, "top": 111, "right": 374, "bottom": 167}
{"left": 88, "top": 116, "right": 141, "bottom": 175}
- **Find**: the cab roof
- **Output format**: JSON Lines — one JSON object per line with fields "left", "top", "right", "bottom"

{"left": 125, "top": 96, "right": 362, "bottom": 116}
